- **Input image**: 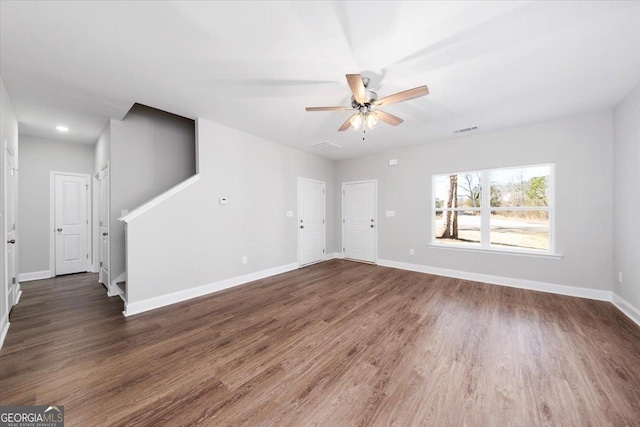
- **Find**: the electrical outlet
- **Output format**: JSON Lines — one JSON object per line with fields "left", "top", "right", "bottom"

{"left": 242, "top": 256, "right": 247, "bottom": 265}
{"left": 618, "top": 272, "right": 623, "bottom": 283}
{"left": 409, "top": 249, "right": 415, "bottom": 255}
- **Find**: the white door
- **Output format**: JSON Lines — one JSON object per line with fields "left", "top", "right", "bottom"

{"left": 5, "top": 148, "right": 17, "bottom": 305}
{"left": 343, "top": 181, "right": 377, "bottom": 263}
{"left": 298, "top": 178, "right": 325, "bottom": 266}
{"left": 98, "top": 166, "right": 109, "bottom": 286}
{"left": 54, "top": 174, "right": 89, "bottom": 275}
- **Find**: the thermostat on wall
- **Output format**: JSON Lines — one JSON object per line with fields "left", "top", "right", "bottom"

{"left": 219, "top": 197, "right": 228, "bottom": 205}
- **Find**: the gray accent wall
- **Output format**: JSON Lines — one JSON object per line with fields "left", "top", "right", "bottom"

{"left": 336, "top": 110, "right": 614, "bottom": 292}
{"left": 110, "top": 104, "right": 196, "bottom": 284}
{"left": 125, "top": 118, "right": 337, "bottom": 304}
{"left": 613, "top": 84, "right": 640, "bottom": 309}
{"left": 18, "top": 135, "right": 94, "bottom": 274}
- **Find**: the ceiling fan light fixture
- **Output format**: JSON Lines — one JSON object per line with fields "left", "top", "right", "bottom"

{"left": 349, "top": 113, "right": 363, "bottom": 131}
{"left": 365, "top": 112, "right": 379, "bottom": 131}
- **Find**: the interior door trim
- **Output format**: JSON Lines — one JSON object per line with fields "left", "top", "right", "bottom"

{"left": 342, "top": 179, "right": 378, "bottom": 264}
{"left": 98, "top": 163, "right": 110, "bottom": 290}
{"left": 49, "top": 171, "right": 92, "bottom": 277}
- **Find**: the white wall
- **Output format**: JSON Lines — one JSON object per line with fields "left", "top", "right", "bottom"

{"left": 1, "top": 76, "right": 18, "bottom": 348}
{"left": 94, "top": 123, "right": 110, "bottom": 175}
{"left": 110, "top": 105, "right": 196, "bottom": 284}
{"left": 613, "top": 84, "right": 640, "bottom": 313}
{"left": 124, "top": 118, "right": 336, "bottom": 307}
{"left": 92, "top": 124, "right": 110, "bottom": 274}
{"left": 336, "top": 110, "right": 614, "bottom": 293}
{"left": 18, "top": 135, "right": 94, "bottom": 274}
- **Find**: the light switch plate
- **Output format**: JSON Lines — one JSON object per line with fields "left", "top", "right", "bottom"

{"left": 219, "top": 197, "right": 228, "bottom": 205}
{"left": 385, "top": 211, "right": 396, "bottom": 217}
{"left": 286, "top": 211, "right": 294, "bottom": 217}
{"left": 389, "top": 159, "right": 398, "bottom": 166}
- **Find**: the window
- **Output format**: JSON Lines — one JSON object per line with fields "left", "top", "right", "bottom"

{"left": 432, "top": 164, "right": 554, "bottom": 254}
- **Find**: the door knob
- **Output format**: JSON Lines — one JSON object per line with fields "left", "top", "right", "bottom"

{"left": 7, "top": 239, "right": 15, "bottom": 244}
{"left": 103, "top": 232, "right": 109, "bottom": 236}
{"left": 57, "top": 228, "right": 63, "bottom": 232}
{"left": 300, "top": 225, "right": 304, "bottom": 229}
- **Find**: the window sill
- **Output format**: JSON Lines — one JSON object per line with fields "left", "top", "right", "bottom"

{"left": 426, "top": 243, "right": 563, "bottom": 260}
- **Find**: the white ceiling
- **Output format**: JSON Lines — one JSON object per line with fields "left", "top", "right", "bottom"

{"left": 1, "top": 1, "right": 639, "bottom": 159}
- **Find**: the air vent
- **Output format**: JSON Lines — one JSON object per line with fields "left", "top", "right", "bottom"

{"left": 454, "top": 126, "right": 478, "bottom": 134}
{"left": 311, "top": 140, "right": 342, "bottom": 152}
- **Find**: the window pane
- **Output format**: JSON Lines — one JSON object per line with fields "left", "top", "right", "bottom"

{"left": 434, "top": 175, "right": 451, "bottom": 209}
{"left": 490, "top": 165, "right": 550, "bottom": 208}
{"left": 436, "top": 211, "right": 481, "bottom": 245}
{"left": 490, "top": 210, "right": 549, "bottom": 250}
{"left": 434, "top": 173, "right": 482, "bottom": 209}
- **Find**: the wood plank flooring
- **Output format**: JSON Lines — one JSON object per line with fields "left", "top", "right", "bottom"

{"left": 1, "top": 260, "right": 639, "bottom": 426}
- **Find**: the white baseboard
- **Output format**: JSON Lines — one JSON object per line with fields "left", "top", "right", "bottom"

{"left": 376, "top": 259, "right": 612, "bottom": 302}
{"left": 124, "top": 262, "right": 299, "bottom": 317}
{"left": 612, "top": 293, "right": 640, "bottom": 327}
{"left": 325, "top": 252, "right": 343, "bottom": 260}
{"left": 13, "top": 287, "right": 22, "bottom": 306}
{"left": 0, "top": 318, "right": 9, "bottom": 350}
{"left": 18, "top": 270, "right": 52, "bottom": 282}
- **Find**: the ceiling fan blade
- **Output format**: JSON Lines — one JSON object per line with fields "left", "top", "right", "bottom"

{"left": 305, "top": 106, "right": 353, "bottom": 112}
{"left": 338, "top": 114, "right": 357, "bottom": 131}
{"left": 375, "top": 110, "right": 404, "bottom": 126}
{"left": 346, "top": 74, "right": 367, "bottom": 105}
{"left": 374, "top": 85, "right": 429, "bottom": 107}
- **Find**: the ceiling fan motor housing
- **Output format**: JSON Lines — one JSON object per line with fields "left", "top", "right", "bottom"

{"left": 351, "top": 91, "right": 378, "bottom": 109}
{"left": 350, "top": 76, "right": 378, "bottom": 108}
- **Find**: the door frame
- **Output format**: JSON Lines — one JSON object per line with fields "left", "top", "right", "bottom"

{"left": 297, "top": 177, "right": 326, "bottom": 267}
{"left": 341, "top": 179, "right": 378, "bottom": 264}
{"left": 98, "top": 163, "right": 110, "bottom": 289}
{"left": 5, "top": 145, "right": 20, "bottom": 307}
{"left": 49, "top": 171, "right": 92, "bottom": 277}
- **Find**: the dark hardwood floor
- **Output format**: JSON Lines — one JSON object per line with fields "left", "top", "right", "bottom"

{"left": 1, "top": 260, "right": 639, "bottom": 426}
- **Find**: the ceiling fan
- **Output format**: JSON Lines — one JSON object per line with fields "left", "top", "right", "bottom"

{"left": 305, "top": 74, "right": 429, "bottom": 134}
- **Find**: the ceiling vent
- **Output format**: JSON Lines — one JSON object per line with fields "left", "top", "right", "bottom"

{"left": 454, "top": 126, "right": 478, "bottom": 134}
{"left": 311, "top": 140, "right": 342, "bottom": 152}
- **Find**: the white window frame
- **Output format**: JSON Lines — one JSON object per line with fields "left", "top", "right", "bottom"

{"left": 430, "top": 163, "right": 557, "bottom": 257}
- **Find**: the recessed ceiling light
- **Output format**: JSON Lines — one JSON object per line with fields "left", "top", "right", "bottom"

{"left": 56, "top": 125, "right": 69, "bottom": 132}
